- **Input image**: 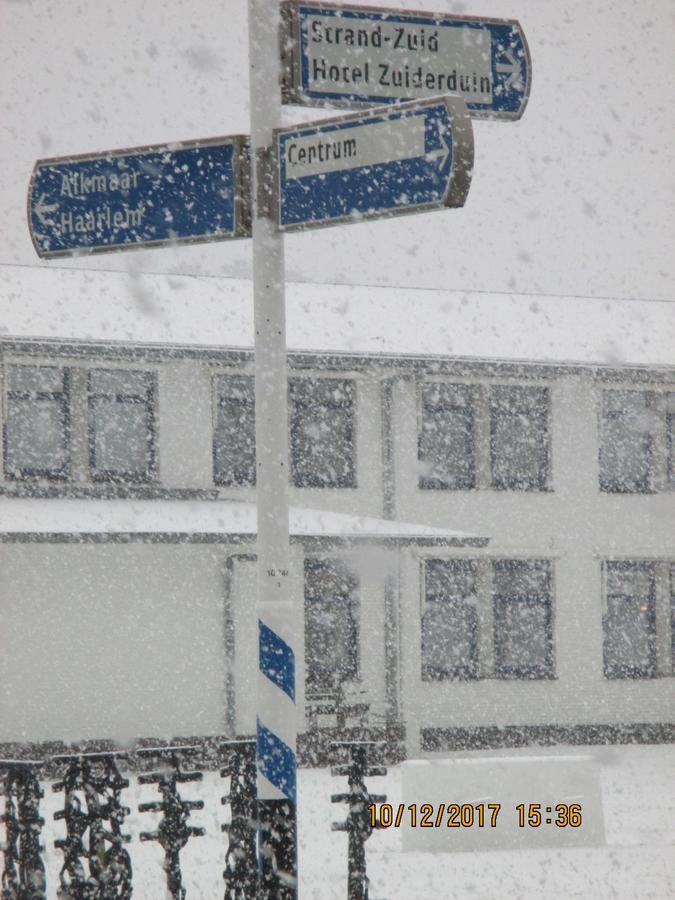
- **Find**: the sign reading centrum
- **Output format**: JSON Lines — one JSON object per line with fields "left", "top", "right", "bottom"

{"left": 28, "top": 136, "right": 250, "bottom": 258}
{"left": 275, "top": 95, "right": 473, "bottom": 232}
{"left": 281, "top": 1, "right": 531, "bottom": 121}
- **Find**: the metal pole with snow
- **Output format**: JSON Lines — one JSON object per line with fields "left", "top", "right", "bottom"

{"left": 248, "top": 0, "right": 298, "bottom": 895}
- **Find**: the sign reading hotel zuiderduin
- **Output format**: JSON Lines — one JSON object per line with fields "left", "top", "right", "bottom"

{"left": 281, "top": 1, "right": 531, "bottom": 120}
{"left": 28, "top": 136, "right": 250, "bottom": 258}
{"left": 276, "top": 95, "right": 473, "bottom": 232}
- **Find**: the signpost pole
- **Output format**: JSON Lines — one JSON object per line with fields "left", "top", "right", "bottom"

{"left": 248, "top": 0, "right": 298, "bottom": 896}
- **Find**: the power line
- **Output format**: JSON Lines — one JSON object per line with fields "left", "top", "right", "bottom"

{"left": 0, "top": 259, "right": 674, "bottom": 306}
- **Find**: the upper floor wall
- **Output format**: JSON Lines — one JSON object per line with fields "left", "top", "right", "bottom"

{"left": 390, "top": 369, "right": 675, "bottom": 556}
{"left": 0, "top": 341, "right": 673, "bottom": 537}
{"left": 0, "top": 345, "right": 384, "bottom": 518}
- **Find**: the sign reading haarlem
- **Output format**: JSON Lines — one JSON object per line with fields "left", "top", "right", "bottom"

{"left": 28, "top": 136, "right": 250, "bottom": 258}
{"left": 275, "top": 95, "right": 473, "bottom": 232}
{"left": 281, "top": 1, "right": 531, "bottom": 120}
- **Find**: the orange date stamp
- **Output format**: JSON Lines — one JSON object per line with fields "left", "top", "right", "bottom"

{"left": 370, "top": 802, "right": 502, "bottom": 828}
{"left": 369, "top": 802, "right": 583, "bottom": 829}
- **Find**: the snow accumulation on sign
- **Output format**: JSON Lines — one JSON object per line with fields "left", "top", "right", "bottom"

{"left": 28, "top": 136, "right": 251, "bottom": 258}
{"left": 275, "top": 95, "right": 474, "bottom": 231}
{"left": 281, "top": 0, "right": 532, "bottom": 120}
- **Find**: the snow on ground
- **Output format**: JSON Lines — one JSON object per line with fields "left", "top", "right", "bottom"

{"left": 6, "top": 743, "right": 673, "bottom": 899}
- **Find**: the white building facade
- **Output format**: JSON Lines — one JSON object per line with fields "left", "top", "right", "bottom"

{"left": 0, "top": 268, "right": 673, "bottom": 758}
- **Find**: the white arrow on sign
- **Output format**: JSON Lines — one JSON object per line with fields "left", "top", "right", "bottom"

{"left": 425, "top": 132, "right": 451, "bottom": 172}
{"left": 496, "top": 50, "right": 523, "bottom": 90}
{"left": 281, "top": 1, "right": 532, "bottom": 121}
{"left": 34, "top": 193, "right": 59, "bottom": 227}
{"left": 276, "top": 95, "right": 473, "bottom": 232}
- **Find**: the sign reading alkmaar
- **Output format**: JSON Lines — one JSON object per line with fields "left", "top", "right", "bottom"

{"left": 28, "top": 136, "right": 250, "bottom": 258}
{"left": 276, "top": 95, "right": 473, "bottom": 232}
{"left": 281, "top": 1, "right": 531, "bottom": 121}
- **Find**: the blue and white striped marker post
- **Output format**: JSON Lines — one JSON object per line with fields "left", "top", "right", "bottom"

{"left": 248, "top": 0, "right": 298, "bottom": 895}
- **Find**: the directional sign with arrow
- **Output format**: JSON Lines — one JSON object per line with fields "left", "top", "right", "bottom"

{"left": 28, "top": 136, "right": 251, "bottom": 258}
{"left": 281, "top": 1, "right": 531, "bottom": 121}
{"left": 275, "top": 95, "right": 473, "bottom": 232}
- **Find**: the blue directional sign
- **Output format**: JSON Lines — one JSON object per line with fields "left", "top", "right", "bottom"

{"left": 28, "top": 136, "right": 251, "bottom": 258}
{"left": 281, "top": 1, "right": 531, "bottom": 121}
{"left": 276, "top": 95, "right": 473, "bottom": 232}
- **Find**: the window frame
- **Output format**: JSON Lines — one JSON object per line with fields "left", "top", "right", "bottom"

{"left": 3, "top": 364, "right": 71, "bottom": 481}
{"left": 289, "top": 376, "right": 357, "bottom": 489}
{"left": 417, "top": 382, "right": 477, "bottom": 491}
{"left": 304, "top": 557, "right": 359, "bottom": 696}
{"left": 492, "top": 559, "right": 554, "bottom": 679}
{"left": 421, "top": 558, "right": 480, "bottom": 681}
{"left": 416, "top": 379, "right": 553, "bottom": 494}
{"left": 212, "top": 372, "right": 256, "bottom": 487}
{"left": 489, "top": 385, "right": 552, "bottom": 492}
{"left": 671, "top": 563, "right": 675, "bottom": 673}
{"left": 419, "top": 556, "right": 556, "bottom": 682}
{"left": 666, "top": 405, "right": 674, "bottom": 488}
{"left": 603, "top": 560, "right": 657, "bottom": 679}
{"left": 598, "top": 389, "right": 656, "bottom": 494}
{"left": 87, "top": 368, "right": 157, "bottom": 484}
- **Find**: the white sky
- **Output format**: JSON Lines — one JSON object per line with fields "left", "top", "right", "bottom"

{"left": 1, "top": 0, "right": 674, "bottom": 304}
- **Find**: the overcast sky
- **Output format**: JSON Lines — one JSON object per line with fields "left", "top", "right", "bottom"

{"left": 1, "top": 0, "right": 674, "bottom": 304}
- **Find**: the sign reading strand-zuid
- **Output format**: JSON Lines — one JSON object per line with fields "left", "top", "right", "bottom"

{"left": 281, "top": 1, "right": 531, "bottom": 120}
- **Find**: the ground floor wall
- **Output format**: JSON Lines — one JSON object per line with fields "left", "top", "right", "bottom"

{"left": 399, "top": 547, "right": 675, "bottom": 755}
{"left": 0, "top": 541, "right": 230, "bottom": 743}
{"left": 0, "top": 539, "right": 672, "bottom": 756}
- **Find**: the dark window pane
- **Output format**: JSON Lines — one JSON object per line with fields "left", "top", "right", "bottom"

{"left": 4, "top": 365, "right": 70, "bottom": 479}
{"left": 497, "top": 602, "right": 550, "bottom": 673}
{"left": 290, "top": 378, "right": 355, "bottom": 488}
{"left": 419, "top": 383, "right": 475, "bottom": 489}
{"left": 604, "top": 561, "right": 656, "bottom": 678}
{"left": 493, "top": 558, "right": 551, "bottom": 598}
{"left": 304, "top": 559, "right": 358, "bottom": 694}
{"left": 599, "top": 391, "right": 655, "bottom": 493}
{"left": 89, "top": 369, "right": 156, "bottom": 482}
{"left": 9, "top": 366, "right": 65, "bottom": 393}
{"left": 422, "top": 560, "right": 479, "bottom": 680}
{"left": 493, "top": 559, "right": 553, "bottom": 677}
{"left": 666, "top": 402, "right": 674, "bottom": 486}
{"left": 671, "top": 564, "right": 675, "bottom": 669}
{"left": 490, "top": 385, "right": 550, "bottom": 490}
{"left": 213, "top": 375, "right": 256, "bottom": 486}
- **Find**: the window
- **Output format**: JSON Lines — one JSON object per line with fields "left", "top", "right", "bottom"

{"left": 4, "top": 365, "right": 70, "bottom": 479}
{"left": 420, "top": 557, "right": 555, "bottom": 680}
{"left": 490, "top": 385, "right": 550, "bottom": 490}
{"left": 290, "top": 378, "right": 355, "bottom": 488}
{"left": 418, "top": 383, "right": 476, "bottom": 489}
{"left": 599, "top": 391, "right": 655, "bottom": 493}
{"left": 603, "top": 561, "right": 656, "bottom": 678}
{"left": 88, "top": 369, "right": 156, "bottom": 482}
{"left": 493, "top": 559, "right": 553, "bottom": 678}
{"left": 212, "top": 374, "right": 356, "bottom": 489}
{"left": 417, "top": 380, "right": 552, "bottom": 492}
{"left": 213, "top": 375, "right": 256, "bottom": 486}
{"left": 422, "top": 559, "right": 479, "bottom": 680}
{"left": 304, "top": 558, "right": 358, "bottom": 694}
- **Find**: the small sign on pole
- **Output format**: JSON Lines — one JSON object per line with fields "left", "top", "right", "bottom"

{"left": 281, "top": 1, "right": 531, "bottom": 121}
{"left": 275, "top": 95, "right": 473, "bottom": 232}
{"left": 28, "top": 136, "right": 251, "bottom": 258}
